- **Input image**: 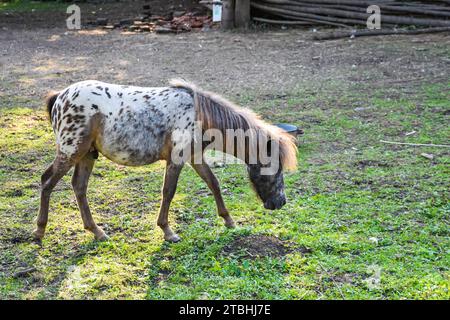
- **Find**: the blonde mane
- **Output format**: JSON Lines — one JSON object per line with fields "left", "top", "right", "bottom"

{"left": 169, "top": 79, "right": 298, "bottom": 171}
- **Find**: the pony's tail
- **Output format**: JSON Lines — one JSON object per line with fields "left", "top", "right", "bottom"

{"left": 45, "top": 91, "right": 59, "bottom": 123}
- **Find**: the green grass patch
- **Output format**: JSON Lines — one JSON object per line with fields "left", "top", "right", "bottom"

{"left": 0, "top": 82, "right": 448, "bottom": 299}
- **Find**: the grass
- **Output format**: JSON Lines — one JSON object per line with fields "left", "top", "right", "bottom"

{"left": 0, "top": 0, "right": 67, "bottom": 13}
{"left": 0, "top": 82, "right": 449, "bottom": 300}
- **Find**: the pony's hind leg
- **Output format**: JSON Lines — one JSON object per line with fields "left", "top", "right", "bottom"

{"left": 71, "top": 152, "right": 108, "bottom": 241}
{"left": 191, "top": 161, "right": 236, "bottom": 228}
{"left": 157, "top": 161, "right": 184, "bottom": 242}
{"left": 33, "top": 154, "right": 73, "bottom": 240}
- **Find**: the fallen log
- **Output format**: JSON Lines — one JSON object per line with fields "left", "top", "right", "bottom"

{"left": 379, "top": 4, "right": 450, "bottom": 18}
{"left": 254, "top": 1, "right": 450, "bottom": 26}
{"left": 251, "top": 2, "right": 367, "bottom": 26}
{"left": 265, "top": 0, "right": 450, "bottom": 13}
{"left": 253, "top": 17, "right": 311, "bottom": 24}
{"left": 261, "top": 0, "right": 395, "bottom": 5}
{"left": 302, "top": 3, "right": 450, "bottom": 17}
{"left": 268, "top": 14, "right": 352, "bottom": 27}
{"left": 314, "top": 26, "right": 450, "bottom": 40}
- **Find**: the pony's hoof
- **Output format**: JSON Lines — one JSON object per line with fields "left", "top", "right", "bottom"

{"left": 32, "top": 229, "right": 44, "bottom": 240}
{"left": 165, "top": 234, "right": 181, "bottom": 243}
{"left": 225, "top": 220, "right": 236, "bottom": 229}
{"left": 95, "top": 233, "right": 110, "bottom": 242}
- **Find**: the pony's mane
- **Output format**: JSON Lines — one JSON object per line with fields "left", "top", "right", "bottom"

{"left": 169, "top": 79, "right": 298, "bottom": 171}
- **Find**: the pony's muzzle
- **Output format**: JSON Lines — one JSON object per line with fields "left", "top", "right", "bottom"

{"left": 264, "top": 195, "right": 286, "bottom": 210}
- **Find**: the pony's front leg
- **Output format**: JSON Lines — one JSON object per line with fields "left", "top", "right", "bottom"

{"left": 157, "top": 161, "right": 184, "bottom": 242}
{"left": 191, "top": 161, "right": 236, "bottom": 228}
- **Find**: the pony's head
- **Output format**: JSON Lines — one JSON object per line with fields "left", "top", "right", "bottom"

{"left": 248, "top": 162, "right": 286, "bottom": 210}
{"left": 248, "top": 134, "right": 297, "bottom": 210}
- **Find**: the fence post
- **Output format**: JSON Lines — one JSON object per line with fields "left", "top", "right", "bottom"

{"left": 235, "top": 0, "right": 250, "bottom": 29}
{"left": 221, "top": 0, "right": 236, "bottom": 30}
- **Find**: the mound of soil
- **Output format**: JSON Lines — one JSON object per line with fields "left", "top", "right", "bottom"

{"left": 222, "top": 234, "right": 310, "bottom": 258}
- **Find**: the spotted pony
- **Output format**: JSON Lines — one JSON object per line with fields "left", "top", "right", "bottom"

{"left": 34, "top": 79, "right": 297, "bottom": 242}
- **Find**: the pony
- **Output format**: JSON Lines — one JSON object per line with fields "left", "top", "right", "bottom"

{"left": 34, "top": 79, "right": 297, "bottom": 242}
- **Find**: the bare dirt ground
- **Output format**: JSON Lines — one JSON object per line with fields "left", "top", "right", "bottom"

{"left": 0, "top": 0, "right": 448, "bottom": 108}
{"left": 1, "top": 26, "right": 449, "bottom": 109}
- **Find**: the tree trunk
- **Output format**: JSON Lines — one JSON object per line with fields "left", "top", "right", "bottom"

{"left": 235, "top": 0, "right": 251, "bottom": 28}
{"left": 222, "top": 0, "right": 236, "bottom": 29}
